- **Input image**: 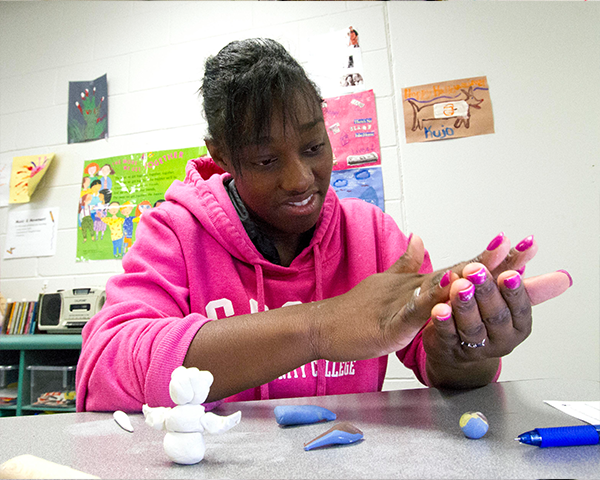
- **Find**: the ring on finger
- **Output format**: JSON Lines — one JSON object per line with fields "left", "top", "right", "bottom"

{"left": 461, "top": 338, "right": 486, "bottom": 349}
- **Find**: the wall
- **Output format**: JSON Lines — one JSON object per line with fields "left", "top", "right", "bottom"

{"left": 1, "top": 1, "right": 598, "bottom": 390}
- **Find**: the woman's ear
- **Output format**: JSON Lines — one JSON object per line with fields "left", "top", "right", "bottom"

{"left": 206, "top": 140, "right": 232, "bottom": 174}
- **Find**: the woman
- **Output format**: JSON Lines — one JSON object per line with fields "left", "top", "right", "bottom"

{"left": 76, "top": 38, "right": 572, "bottom": 412}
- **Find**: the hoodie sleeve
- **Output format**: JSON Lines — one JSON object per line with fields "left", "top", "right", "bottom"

{"left": 75, "top": 208, "right": 216, "bottom": 412}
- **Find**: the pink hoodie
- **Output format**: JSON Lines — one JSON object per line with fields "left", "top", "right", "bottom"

{"left": 76, "top": 158, "right": 435, "bottom": 412}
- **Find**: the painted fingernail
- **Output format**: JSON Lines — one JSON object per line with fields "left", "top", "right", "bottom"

{"left": 516, "top": 266, "right": 526, "bottom": 276}
{"left": 503, "top": 273, "right": 521, "bottom": 290}
{"left": 557, "top": 269, "right": 573, "bottom": 287}
{"left": 407, "top": 233, "right": 413, "bottom": 246}
{"left": 439, "top": 270, "right": 451, "bottom": 288}
{"left": 458, "top": 283, "right": 475, "bottom": 302}
{"left": 436, "top": 312, "right": 452, "bottom": 322}
{"left": 486, "top": 232, "right": 504, "bottom": 251}
{"left": 515, "top": 235, "right": 534, "bottom": 252}
{"left": 466, "top": 267, "right": 487, "bottom": 285}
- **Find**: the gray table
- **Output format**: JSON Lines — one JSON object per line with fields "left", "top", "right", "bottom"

{"left": 0, "top": 378, "right": 598, "bottom": 479}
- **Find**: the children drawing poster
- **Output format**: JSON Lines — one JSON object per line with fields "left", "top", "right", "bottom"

{"left": 4, "top": 208, "right": 59, "bottom": 259}
{"left": 9, "top": 154, "right": 54, "bottom": 204}
{"left": 323, "top": 89, "right": 381, "bottom": 171}
{"left": 68, "top": 74, "right": 108, "bottom": 144}
{"left": 77, "top": 146, "right": 206, "bottom": 262}
{"left": 402, "top": 76, "right": 494, "bottom": 144}
{"left": 331, "top": 166, "right": 384, "bottom": 211}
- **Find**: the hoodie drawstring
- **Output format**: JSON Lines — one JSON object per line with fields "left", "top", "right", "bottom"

{"left": 313, "top": 244, "right": 327, "bottom": 397}
{"left": 257, "top": 244, "right": 326, "bottom": 400}
{"left": 255, "top": 264, "right": 271, "bottom": 401}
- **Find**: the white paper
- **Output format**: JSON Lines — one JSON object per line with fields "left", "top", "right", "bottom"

{"left": 4, "top": 208, "right": 59, "bottom": 259}
{"left": 433, "top": 100, "right": 469, "bottom": 119}
{"left": 304, "top": 28, "right": 366, "bottom": 98}
{"left": 544, "top": 400, "right": 600, "bottom": 425}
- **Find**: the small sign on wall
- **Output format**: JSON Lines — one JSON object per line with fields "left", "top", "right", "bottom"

{"left": 4, "top": 208, "right": 59, "bottom": 259}
{"left": 402, "top": 76, "right": 495, "bottom": 143}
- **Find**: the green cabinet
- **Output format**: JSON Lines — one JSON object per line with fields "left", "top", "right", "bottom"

{"left": 0, "top": 335, "right": 81, "bottom": 416}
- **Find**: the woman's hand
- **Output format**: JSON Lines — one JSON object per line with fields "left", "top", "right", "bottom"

{"left": 422, "top": 259, "right": 573, "bottom": 389}
{"left": 311, "top": 234, "right": 452, "bottom": 362}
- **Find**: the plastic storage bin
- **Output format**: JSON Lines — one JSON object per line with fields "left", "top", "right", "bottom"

{"left": 27, "top": 365, "right": 76, "bottom": 408}
{"left": 0, "top": 365, "right": 18, "bottom": 388}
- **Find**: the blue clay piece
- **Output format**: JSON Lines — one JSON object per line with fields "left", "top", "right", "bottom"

{"left": 304, "top": 422, "right": 363, "bottom": 451}
{"left": 274, "top": 405, "right": 336, "bottom": 426}
{"left": 459, "top": 411, "right": 489, "bottom": 439}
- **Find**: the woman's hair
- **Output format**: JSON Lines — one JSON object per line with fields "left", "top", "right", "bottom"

{"left": 201, "top": 38, "right": 323, "bottom": 174}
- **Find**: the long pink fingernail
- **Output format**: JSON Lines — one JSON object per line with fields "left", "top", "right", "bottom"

{"left": 458, "top": 283, "right": 475, "bottom": 302}
{"left": 504, "top": 273, "right": 521, "bottom": 290}
{"left": 439, "top": 270, "right": 451, "bottom": 288}
{"left": 466, "top": 267, "right": 487, "bottom": 285}
{"left": 516, "top": 266, "right": 526, "bottom": 276}
{"left": 515, "top": 235, "right": 534, "bottom": 252}
{"left": 557, "top": 269, "right": 573, "bottom": 287}
{"left": 486, "top": 232, "right": 504, "bottom": 251}
{"left": 436, "top": 312, "right": 452, "bottom": 322}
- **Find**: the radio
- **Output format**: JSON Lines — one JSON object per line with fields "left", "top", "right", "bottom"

{"left": 38, "top": 288, "right": 106, "bottom": 333}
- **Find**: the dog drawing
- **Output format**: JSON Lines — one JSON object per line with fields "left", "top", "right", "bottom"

{"left": 407, "top": 86, "right": 484, "bottom": 131}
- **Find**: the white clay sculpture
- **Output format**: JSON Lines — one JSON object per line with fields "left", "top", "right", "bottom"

{"left": 143, "top": 366, "right": 241, "bottom": 465}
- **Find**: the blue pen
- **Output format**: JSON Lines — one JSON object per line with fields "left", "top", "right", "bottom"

{"left": 515, "top": 424, "right": 600, "bottom": 448}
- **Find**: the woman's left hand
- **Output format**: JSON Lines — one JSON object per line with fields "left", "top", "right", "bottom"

{"left": 422, "top": 262, "right": 572, "bottom": 389}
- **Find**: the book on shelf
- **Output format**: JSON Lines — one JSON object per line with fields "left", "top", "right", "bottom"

{"left": 1, "top": 300, "right": 39, "bottom": 335}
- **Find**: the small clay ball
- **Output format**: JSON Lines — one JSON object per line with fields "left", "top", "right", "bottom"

{"left": 459, "top": 411, "right": 489, "bottom": 439}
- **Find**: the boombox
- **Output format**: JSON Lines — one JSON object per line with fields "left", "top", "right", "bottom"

{"left": 38, "top": 288, "right": 106, "bottom": 333}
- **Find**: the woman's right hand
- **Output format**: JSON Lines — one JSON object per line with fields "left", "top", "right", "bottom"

{"left": 310, "top": 234, "right": 453, "bottom": 362}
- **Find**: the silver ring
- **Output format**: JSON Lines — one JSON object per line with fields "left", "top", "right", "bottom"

{"left": 461, "top": 338, "right": 486, "bottom": 348}
{"left": 413, "top": 287, "right": 421, "bottom": 298}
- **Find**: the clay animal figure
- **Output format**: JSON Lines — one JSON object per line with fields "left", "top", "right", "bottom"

{"left": 143, "top": 367, "right": 241, "bottom": 465}
{"left": 407, "top": 86, "right": 484, "bottom": 131}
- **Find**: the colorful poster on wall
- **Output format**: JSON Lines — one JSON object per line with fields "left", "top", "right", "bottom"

{"left": 4, "top": 208, "right": 59, "bottom": 259}
{"left": 76, "top": 146, "right": 206, "bottom": 262}
{"left": 68, "top": 74, "right": 108, "bottom": 144}
{"left": 323, "top": 89, "right": 381, "bottom": 171}
{"left": 305, "top": 26, "right": 366, "bottom": 98}
{"left": 331, "top": 166, "right": 384, "bottom": 211}
{"left": 9, "top": 153, "right": 54, "bottom": 204}
{"left": 402, "top": 76, "right": 494, "bottom": 144}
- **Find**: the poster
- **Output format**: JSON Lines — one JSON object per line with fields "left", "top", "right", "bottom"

{"left": 402, "top": 76, "right": 495, "bottom": 144}
{"left": 76, "top": 146, "right": 206, "bottom": 261}
{"left": 68, "top": 74, "right": 108, "bottom": 144}
{"left": 305, "top": 26, "right": 366, "bottom": 98}
{"left": 9, "top": 153, "right": 54, "bottom": 204}
{"left": 323, "top": 90, "right": 381, "bottom": 171}
{"left": 4, "top": 208, "right": 59, "bottom": 259}
{"left": 331, "top": 166, "right": 384, "bottom": 211}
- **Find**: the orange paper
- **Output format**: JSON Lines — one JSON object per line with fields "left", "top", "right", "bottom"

{"left": 402, "top": 76, "right": 494, "bottom": 144}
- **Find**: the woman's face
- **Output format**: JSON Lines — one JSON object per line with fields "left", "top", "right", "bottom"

{"left": 217, "top": 104, "right": 333, "bottom": 238}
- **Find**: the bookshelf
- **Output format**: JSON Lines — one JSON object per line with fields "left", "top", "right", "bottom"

{"left": 0, "top": 335, "right": 82, "bottom": 416}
